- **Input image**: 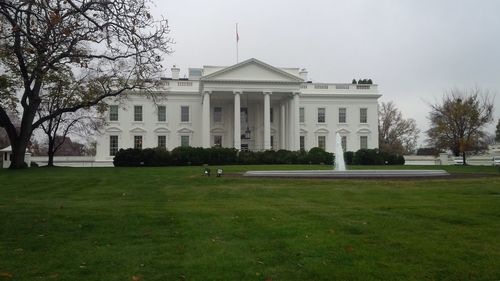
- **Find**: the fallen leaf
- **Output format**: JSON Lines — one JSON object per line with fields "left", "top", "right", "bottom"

{"left": 131, "top": 275, "right": 142, "bottom": 281}
{"left": 345, "top": 245, "right": 353, "bottom": 253}
{"left": 0, "top": 272, "right": 12, "bottom": 278}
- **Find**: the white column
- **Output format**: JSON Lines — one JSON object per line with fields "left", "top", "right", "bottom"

{"left": 263, "top": 91, "right": 271, "bottom": 150}
{"left": 233, "top": 91, "right": 241, "bottom": 150}
{"left": 202, "top": 90, "right": 211, "bottom": 148}
{"left": 287, "top": 97, "right": 294, "bottom": 151}
{"left": 280, "top": 103, "right": 286, "bottom": 149}
{"left": 292, "top": 92, "right": 301, "bottom": 151}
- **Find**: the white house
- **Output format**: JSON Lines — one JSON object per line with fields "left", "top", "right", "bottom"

{"left": 95, "top": 58, "right": 381, "bottom": 161}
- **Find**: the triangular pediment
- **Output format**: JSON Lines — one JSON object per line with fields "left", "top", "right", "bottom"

{"left": 201, "top": 58, "right": 303, "bottom": 83}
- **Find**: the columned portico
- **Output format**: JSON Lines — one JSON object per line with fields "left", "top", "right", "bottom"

{"left": 233, "top": 90, "right": 241, "bottom": 150}
{"left": 202, "top": 90, "right": 211, "bottom": 148}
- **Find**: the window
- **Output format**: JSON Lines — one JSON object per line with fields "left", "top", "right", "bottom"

{"left": 134, "top": 135, "right": 143, "bottom": 149}
{"left": 360, "top": 136, "right": 368, "bottom": 149}
{"left": 213, "top": 107, "right": 222, "bottom": 123}
{"left": 339, "top": 108, "right": 346, "bottom": 123}
{"left": 318, "top": 136, "right": 326, "bottom": 150}
{"left": 300, "top": 136, "right": 305, "bottom": 151}
{"left": 270, "top": 108, "right": 274, "bottom": 123}
{"left": 181, "top": 106, "right": 189, "bottom": 122}
{"left": 270, "top": 135, "right": 274, "bottom": 150}
{"left": 318, "top": 108, "right": 326, "bottom": 123}
{"left": 134, "top": 105, "right": 143, "bottom": 122}
{"left": 181, "top": 135, "right": 190, "bottom": 147}
{"left": 109, "top": 105, "right": 118, "bottom": 121}
{"left": 299, "top": 107, "right": 305, "bottom": 123}
{"left": 109, "top": 135, "right": 118, "bottom": 156}
{"left": 341, "top": 136, "right": 347, "bottom": 152}
{"left": 158, "top": 135, "right": 166, "bottom": 148}
{"left": 360, "top": 108, "right": 367, "bottom": 123}
{"left": 158, "top": 106, "right": 166, "bottom": 122}
{"left": 214, "top": 135, "right": 222, "bottom": 147}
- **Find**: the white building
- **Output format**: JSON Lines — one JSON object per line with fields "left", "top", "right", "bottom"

{"left": 95, "top": 58, "right": 381, "bottom": 161}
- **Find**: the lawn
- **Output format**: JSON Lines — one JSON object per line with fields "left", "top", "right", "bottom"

{"left": 0, "top": 165, "right": 499, "bottom": 280}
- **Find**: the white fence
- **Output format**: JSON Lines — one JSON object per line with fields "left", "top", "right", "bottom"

{"left": 404, "top": 154, "right": 499, "bottom": 166}
{"left": 31, "top": 156, "right": 113, "bottom": 167}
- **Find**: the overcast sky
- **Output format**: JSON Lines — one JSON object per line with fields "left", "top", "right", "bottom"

{"left": 151, "top": 0, "right": 500, "bottom": 145}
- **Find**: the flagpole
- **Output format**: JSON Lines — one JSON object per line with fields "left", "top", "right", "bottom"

{"left": 236, "top": 23, "right": 239, "bottom": 63}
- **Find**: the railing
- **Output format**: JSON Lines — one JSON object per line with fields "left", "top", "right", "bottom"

{"left": 178, "top": 81, "right": 193, "bottom": 87}
{"left": 314, "top": 84, "right": 329, "bottom": 89}
{"left": 356, "top": 85, "right": 370, "bottom": 90}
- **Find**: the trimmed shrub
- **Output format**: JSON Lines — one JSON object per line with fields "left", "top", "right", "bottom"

{"left": 143, "top": 147, "right": 171, "bottom": 166}
{"left": 352, "top": 149, "right": 384, "bottom": 165}
{"left": 206, "top": 147, "right": 238, "bottom": 165}
{"left": 238, "top": 150, "right": 258, "bottom": 164}
{"left": 113, "top": 148, "right": 143, "bottom": 166}
{"left": 307, "top": 147, "right": 333, "bottom": 164}
{"left": 344, "top": 151, "right": 354, "bottom": 165}
{"left": 112, "top": 146, "right": 346, "bottom": 167}
{"left": 352, "top": 149, "right": 404, "bottom": 165}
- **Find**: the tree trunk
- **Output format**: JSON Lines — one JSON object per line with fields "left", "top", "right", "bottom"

{"left": 47, "top": 139, "right": 55, "bottom": 167}
{"left": 462, "top": 151, "right": 467, "bottom": 166}
{"left": 9, "top": 139, "right": 28, "bottom": 169}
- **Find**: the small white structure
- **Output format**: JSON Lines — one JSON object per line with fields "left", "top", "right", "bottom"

{"left": 95, "top": 58, "right": 381, "bottom": 160}
{"left": 0, "top": 146, "right": 32, "bottom": 168}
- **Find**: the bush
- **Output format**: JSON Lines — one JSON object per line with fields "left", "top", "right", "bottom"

{"left": 143, "top": 147, "right": 171, "bottom": 166}
{"left": 344, "top": 151, "right": 354, "bottom": 165}
{"left": 112, "top": 146, "right": 343, "bottom": 167}
{"left": 206, "top": 147, "right": 238, "bottom": 165}
{"left": 238, "top": 150, "right": 258, "bottom": 164}
{"left": 30, "top": 161, "right": 39, "bottom": 167}
{"left": 352, "top": 149, "right": 384, "bottom": 165}
{"left": 307, "top": 147, "right": 333, "bottom": 165}
{"left": 171, "top": 147, "right": 204, "bottom": 165}
{"left": 352, "top": 149, "right": 404, "bottom": 165}
{"left": 113, "top": 148, "right": 143, "bottom": 166}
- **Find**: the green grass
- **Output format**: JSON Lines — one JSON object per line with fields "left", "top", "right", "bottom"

{"left": 0, "top": 165, "right": 499, "bottom": 280}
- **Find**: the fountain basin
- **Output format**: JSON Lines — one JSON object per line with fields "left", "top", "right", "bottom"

{"left": 243, "top": 170, "right": 450, "bottom": 178}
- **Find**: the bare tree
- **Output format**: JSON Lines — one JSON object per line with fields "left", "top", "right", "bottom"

{"left": 496, "top": 119, "right": 500, "bottom": 143}
{"left": 378, "top": 101, "right": 420, "bottom": 155}
{"left": 36, "top": 70, "right": 104, "bottom": 166}
{"left": 38, "top": 109, "right": 103, "bottom": 166}
{"left": 427, "top": 88, "right": 494, "bottom": 165}
{"left": 0, "top": 0, "right": 172, "bottom": 168}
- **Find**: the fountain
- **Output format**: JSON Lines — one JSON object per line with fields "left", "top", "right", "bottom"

{"left": 334, "top": 133, "right": 346, "bottom": 171}
{"left": 243, "top": 132, "right": 450, "bottom": 178}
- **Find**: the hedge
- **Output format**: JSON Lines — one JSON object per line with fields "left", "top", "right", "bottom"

{"left": 114, "top": 147, "right": 333, "bottom": 167}
{"left": 352, "top": 149, "right": 405, "bottom": 165}
{"left": 113, "top": 147, "right": 403, "bottom": 167}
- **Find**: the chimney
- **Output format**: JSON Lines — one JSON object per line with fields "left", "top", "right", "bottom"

{"left": 171, "top": 65, "right": 180, "bottom": 80}
{"left": 299, "top": 68, "right": 308, "bottom": 81}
